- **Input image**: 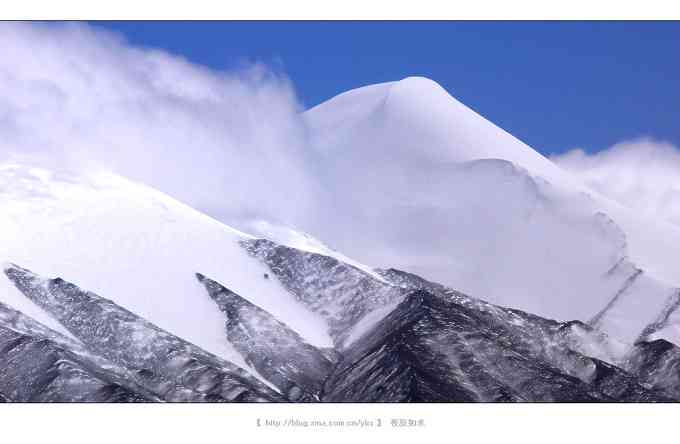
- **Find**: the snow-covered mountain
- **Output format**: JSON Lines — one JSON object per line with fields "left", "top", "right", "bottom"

{"left": 303, "top": 77, "right": 680, "bottom": 347}
{"left": 1, "top": 77, "right": 680, "bottom": 402}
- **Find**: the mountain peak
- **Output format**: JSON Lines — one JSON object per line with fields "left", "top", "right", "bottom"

{"left": 384, "top": 76, "right": 450, "bottom": 101}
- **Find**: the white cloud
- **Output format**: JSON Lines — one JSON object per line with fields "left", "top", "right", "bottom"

{"left": 552, "top": 139, "right": 680, "bottom": 226}
{"left": 0, "top": 22, "right": 322, "bottom": 228}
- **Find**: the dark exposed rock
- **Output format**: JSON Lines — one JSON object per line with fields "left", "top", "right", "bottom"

{"left": 588, "top": 358, "right": 671, "bottom": 402}
{"left": 5, "top": 264, "right": 284, "bottom": 402}
{"left": 0, "top": 300, "right": 159, "bottom": 402}
{"left": 327, "top": 291, "right": 581, "bottom": 401}
{"left": 379, "top": 268, "right": 632, "bottom": 382}
{"left": 241, "top": 238, "right": 407, "bottom": 345}
{"left": 324, "top": 291, "right": 505, "bottom": 402}
{"left": 0, "top": 300, "right": 157, "bottom": 402}
{"left": 0, "top": 325, "right": 150, "bottom": 402}
{"left": 196, "top": 272, "right": 333, "bottom": 401}
{"left": 626, "top": 339, "right": 680, "bottom": 399}
{"left": 324, "top": 291, "right": 670, "bottom": 402}
{"left": 377, "top": 268, "right": 449, "bottom": 294}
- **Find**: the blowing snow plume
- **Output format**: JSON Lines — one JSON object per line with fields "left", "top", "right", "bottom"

{"left": 552, "top": 139, "right": 680, "bottom": 227}
{"left": 0, "top": 22, "right": 321, "bottom": 229}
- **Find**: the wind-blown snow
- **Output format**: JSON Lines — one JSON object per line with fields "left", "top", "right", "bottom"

{"left": 553, "top": 139, "right": 680, "bottom": 227}
{"left": 244, "top": 220, "right": 389, "bottom": 283}
{"left": 0, "top": 22, "right": 321, "bottom": 230}
{"left": 343, "top": 298, "right": 404, "bottom": 348}
{"left": 0, "top": 164, "right": 333, "bottom": 367}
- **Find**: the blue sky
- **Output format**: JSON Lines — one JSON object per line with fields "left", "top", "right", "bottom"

{"left": 96, "top": 21, "right": 679, "bottom": 156}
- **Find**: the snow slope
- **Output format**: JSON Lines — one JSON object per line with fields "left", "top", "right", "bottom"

{"left": 304, "top": 77, "right": 680, "bottom": 345}
{"left": 0, "top": 163, "right": 333, "bottom": 373}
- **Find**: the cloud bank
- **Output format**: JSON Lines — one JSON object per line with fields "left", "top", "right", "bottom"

{"left": 0, "top": 22, "right": 321, "bottom": 228}
{"left": 552, "top": 139, "right": 680, "bottom": 226}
